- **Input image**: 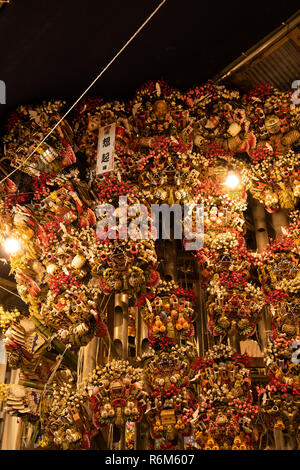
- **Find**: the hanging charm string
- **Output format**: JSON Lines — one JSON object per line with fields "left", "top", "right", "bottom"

{"left": 0, "top": 0, "right": 167, "bottom": 186}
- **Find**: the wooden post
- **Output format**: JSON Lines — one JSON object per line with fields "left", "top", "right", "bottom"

{"left": 114, "top": 293, "right": 128, "bottom": 360}
{"left": 271, "top": 209, "right": 289, "bottom": 239}
{"left": 1, "top": 369, "right": 22, "bottom": 450}
{"left": 135, "top": 308, "right": 150, "bottom": 450}
{"left": 163, "top": 239, "right": 178, "bottom": 282}
{"left": 194, "top": 264, "right": 207, "bottom": 357}
{"left": 112, "top": 292, "right": 129, "bottom": 449}
{"left": 78, "top": 336, "right": 100, "bottom": 383}
{"left": 252, "top": 199, "right": 269, "bottom": 252}
{"left": 251, "top": 199, "right": 271, "bottom": 352}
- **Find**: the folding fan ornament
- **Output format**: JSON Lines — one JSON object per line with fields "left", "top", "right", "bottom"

{"left": 3, "top": 100, "right": 76, "bottom": 176}
{"left": 2, "top": 383, "right": 42, "bottom": 422}
{"left": 2, "top": 315, "right": 47, "bottom": 370}
{"left": 85, "top": 360, "right": 147, "bottom": 429}
{"left": 192, "top": 344, "right": 258, "bottom": 450}
{"left": 1, "top": 313, "right": 78, "bottom": 404}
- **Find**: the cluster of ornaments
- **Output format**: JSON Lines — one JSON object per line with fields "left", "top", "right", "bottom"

{"left": 0, "top": 79, "right": 299, "bottom": 450}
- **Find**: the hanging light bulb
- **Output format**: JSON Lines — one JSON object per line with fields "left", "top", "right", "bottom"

{"left": 225, "top": 170, "right": 240, "bottom": 190}
{"left": 4, "top": 237, "right": 21, "bottom": 254}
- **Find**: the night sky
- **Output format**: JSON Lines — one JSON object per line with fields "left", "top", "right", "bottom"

{"left": 0, "top": 0, "right": 299, "bottom": 127}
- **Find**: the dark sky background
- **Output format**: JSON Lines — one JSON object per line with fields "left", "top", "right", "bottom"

{"left": 0, "top": 0, "right": 299, "bottom": 127}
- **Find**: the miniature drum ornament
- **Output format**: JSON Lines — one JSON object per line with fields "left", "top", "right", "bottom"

{"left": 46, "top": 263, "right": 58, "bottom": 275}
{"left": 71, "top": 254, "right": 86, "bottom": 269}
{"left": 228, "top": 122, "right": 241, "bottom": 137}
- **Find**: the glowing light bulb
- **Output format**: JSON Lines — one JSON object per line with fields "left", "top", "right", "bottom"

{"left": 4, "top": 238, "right": 20, "bottom": 254}
{"left": 225, "top": 172, "right": 239, "bottom": 189}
